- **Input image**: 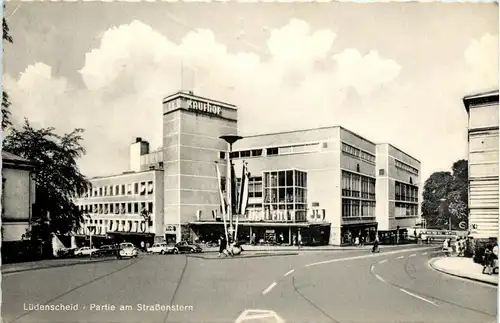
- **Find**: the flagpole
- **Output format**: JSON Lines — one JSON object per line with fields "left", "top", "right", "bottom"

{"left": 215, "top": 162, "right": 229, "bottom": 245}
{"left": 235, "top": 162, "right": 244, "bottom": 242}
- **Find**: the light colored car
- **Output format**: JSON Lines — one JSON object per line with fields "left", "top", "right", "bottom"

{"left": 74, "top": 246, "right": 99, "bottom": 257}
{"left": 148, "top": 243, "right": 179, "bottom": 254}
{"left": 118, "top": 243, "right": 138, "bottom": 259}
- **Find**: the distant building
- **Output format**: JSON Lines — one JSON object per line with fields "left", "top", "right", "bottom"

{"left": 74, "top": 91, "right": 421, "bottom": 246}
{"left": 463, "top": 89, "right": 499, "bottom": 240}
{"left": 1, "top": 152, "right": 36, "bottom": 243}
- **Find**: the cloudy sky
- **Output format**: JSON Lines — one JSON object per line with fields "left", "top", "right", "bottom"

{"left": 3, "top": 2, "right": 498, "bottom": 181}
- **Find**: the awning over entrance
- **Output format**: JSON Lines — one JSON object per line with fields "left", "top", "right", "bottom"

{"left": 342, "top": 221, "right": 377, "bottom": 227}
{"left": 189, "top": 221, "right": 330, "bottom": 228}
{"left": 106, "top": 231, "right": 155, "bottom": 237}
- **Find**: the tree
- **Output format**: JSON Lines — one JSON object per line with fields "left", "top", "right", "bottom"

{"left": 2, "top": 4, "right": 13, "bottom": 130}
{"left": 421, "top": 159, "right": 469, "bottom": 230}
{"left": 421, "top": 171, "right": 453, "bottom": 228}
{"left": 3, "top": 120, "right": 90, "bottom": 236}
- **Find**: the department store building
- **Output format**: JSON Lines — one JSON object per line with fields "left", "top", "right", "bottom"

{"left": 74, "top": 91, "right": 421, "bottom": 246}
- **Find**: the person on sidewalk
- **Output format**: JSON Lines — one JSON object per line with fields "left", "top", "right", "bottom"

{"left": 372, "top": 237, "right": 380, "bottom": 253}
{"left": 218, "top": 235, "right": 226, "bottom": 258}
{"left": 354, "top": 236, "right": 360, "bottom": 247}
{"left": 482, "top": 244, "right": 494, "bottom": 275}
{"left": 442, "top": 239, "right": 450, "bottom": 256}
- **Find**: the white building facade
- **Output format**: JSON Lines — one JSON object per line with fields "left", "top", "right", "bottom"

{"left": 463, "top": 90, "right": 499, "bottom": 240}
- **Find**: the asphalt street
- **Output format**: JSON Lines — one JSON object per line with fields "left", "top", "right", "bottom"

{"left": 2, "top": 245, "right": 497, "bottom": 323}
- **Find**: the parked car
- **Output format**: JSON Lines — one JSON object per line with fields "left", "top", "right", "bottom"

{"left": 74, "top": 246, "right": 99, "bottom": 257}
{"left": 94, "top": 245, "right": 119, "bottom": 257}
{"left": 175, "top": 241, "right": 203, "bottom": 253}
{"left": 148, "top": 243, "right": 179, "bottom": 254}
{"left": 57, "top": 248, "right": 77, "bottom": 258}
{"left": 117, "top": 243, "right": 138, "bottom": 259}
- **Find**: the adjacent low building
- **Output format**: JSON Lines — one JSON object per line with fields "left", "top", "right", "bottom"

{"left": 1, "top": 152, "right": 37, "bottom": 260}
{"left": 73, "top": 157, "right": 164, "bottom": 247}
{"left": 74, "top": 91, "right": 421, "bottom": 246}
{"left": 463, "top": 89, "right": 499, "bottom": 240}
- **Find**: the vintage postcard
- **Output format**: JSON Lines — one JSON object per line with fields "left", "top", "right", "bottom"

{"left": 1, "top": 1, "right": 498, "bottom": 323}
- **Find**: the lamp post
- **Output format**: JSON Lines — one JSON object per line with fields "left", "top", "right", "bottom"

{"left": 220, "top": 135, "right": 243, "bottom": 242}
{"left": 440, "top": 198, "right": 451, "bottom": 231}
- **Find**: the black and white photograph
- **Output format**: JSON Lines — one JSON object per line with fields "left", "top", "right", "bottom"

{"left": 1, "top": 1, "right": 498, "bottom": 323}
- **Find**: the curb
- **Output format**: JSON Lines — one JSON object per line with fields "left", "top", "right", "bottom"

{"left": 2, "top": 257, "right": 118, "bottom": 275}
{"left": 201, "top": 244, "right": 423, "bottom": 253}
{"left": 187, "top": 252, "right": 299, "bottom": 260}
{"left": 428, "top": 258, "right": 498, "bottom": 286}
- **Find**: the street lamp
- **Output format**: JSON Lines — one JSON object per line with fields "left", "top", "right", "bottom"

{"left": 440, "top": 198, "right": 451, "bottom": 231}
{"left": 220, "top": 135, "right": 243, "bottom": 242}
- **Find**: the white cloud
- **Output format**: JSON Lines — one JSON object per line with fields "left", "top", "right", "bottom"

{"left": 464, "top": 33, "right": 499, "bottom": 89}
{"left": 6, "top": 19, "right": 403, "bottom": 177}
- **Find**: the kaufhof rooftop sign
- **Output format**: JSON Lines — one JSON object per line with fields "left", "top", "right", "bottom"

{"left": 165, "top": 96, "right": 224, "bottom": 116}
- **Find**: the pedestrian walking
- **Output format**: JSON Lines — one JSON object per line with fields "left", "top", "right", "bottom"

{"left": 140, "top": 241, "right": 145, "bottom": 252}
{"left": 442, "top": 239, "right": 450, "bottom": 256}
{"left": 218, "top": 235, "right": 226, "bottom": 258}
{"left": 354, "top": 236, "right": 360, "bottom": 247}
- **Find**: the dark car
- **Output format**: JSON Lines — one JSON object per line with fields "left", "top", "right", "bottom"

{"left": 175, "top": 241, "right": 203, "bottom": 253}
{"left": 94, "top": 245, "right": 119, "bottom": 257}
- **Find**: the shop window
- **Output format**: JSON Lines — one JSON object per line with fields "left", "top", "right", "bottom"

{"left": 230, "top": 152, "right": 240, "bottom": 159}
{"left": 219, "top": 151, "right": 226, "bottom": 159}
{"left": 240, "top": 150, "right": 251, "bottom": 158}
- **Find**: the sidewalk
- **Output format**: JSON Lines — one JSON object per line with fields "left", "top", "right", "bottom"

{"left": 2, "top": 256, "right": 117, "bottom": 274}
{"left": 429, "top": 257, "right": 498, "bottom": 286}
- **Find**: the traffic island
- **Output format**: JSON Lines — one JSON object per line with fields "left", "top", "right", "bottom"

{"left": 429, "top": 257, "right": 498, "bottom": 286}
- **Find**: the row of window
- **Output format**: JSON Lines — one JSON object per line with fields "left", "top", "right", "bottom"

{"left": 220, "top": 143, "right": 319, "bottom": 160}
{"left": 341, "top": 143, "right": 376, "bottom": 164}
{"left": 78, "top": 202, "right": 154, "bottom": 215}
{"left": 341, "top": 171, "right": 376, "bottom": 200}
{"left": 264, "top": 170, "right": 307, "bottom": 188}
{"left": 342, "top": 199, "right": 376, "bottom": 218}
{"left": 235, "top": 177, "right": 263, "bottom": 198}
{"left": 395, "top": 160, "right": 419, "bottom": 175}
{"left": 83, "top": 219, "right": 149, "bottom": 232}
{"left": 395, "top": 181, "right": 419, "bottom": 203}
{"left": 77, "top": 181, "right": 155, "bottom": 199}
{"left": 264, "top": 188, "right": 307, "bottom": 204}
{"left": 395, "top": 202, "right": 418, "bottom": 217}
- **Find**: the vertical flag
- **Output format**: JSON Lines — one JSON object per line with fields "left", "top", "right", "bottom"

{"left": 215, "top": 162, "right": 227, "bottom": 216}
{"left": 237, "top": 162, "right": 246, "bottom": 214}
{"left": 231, "top": 162, "right": 238, "bottom": 215}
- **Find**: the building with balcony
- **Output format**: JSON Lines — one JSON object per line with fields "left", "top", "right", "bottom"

{"left": 463, "top": 89, "right": 499, "bottom": 240}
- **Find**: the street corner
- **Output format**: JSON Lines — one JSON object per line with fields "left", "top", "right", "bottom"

{"left": 234, "top": 309, "right": 285, "bottom": 323}
{"left": 428, "top": 256, "right": 499, "bottom": 286}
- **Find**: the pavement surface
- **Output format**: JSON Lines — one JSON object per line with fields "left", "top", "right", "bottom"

{"left": 430, "top": 256, "right": 499, "bottom": 285}
{"left": 2, "top": 244, "right": 497, "bottom": 323}
{"left": 1, "top": 256, "right": 117, "bottom": 274}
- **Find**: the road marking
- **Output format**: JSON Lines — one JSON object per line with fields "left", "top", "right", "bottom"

{"left": 370, "top": 265, "right": 375, "bottom": 272}
{"left": 409, "top": 254, "right": 416, "bottom": 257}
{"left": 379, "top": 259, "right": 388, "bottom": 264}
{"left": 375, "top": 274, "right": 386, "bottom": 283}
{"left": 262, "top": 282, "right": 277, "bottom": 295}
{"left": 284, "top": 269, "right": 295, "bottom": 277}
{"left": 304, "top": 247, "right": 433, "bottom": 267}
{"left": 399, "top": 288, "right": 438, "bottom": 306}
{"left": 422, "top": 252, "right": 428, "bottom": 255}
{"left": 396, "top": 256, "right": 404, "bottom": 259}
{"left": 235, "top": 309, "right": 285, "bottom": 323}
